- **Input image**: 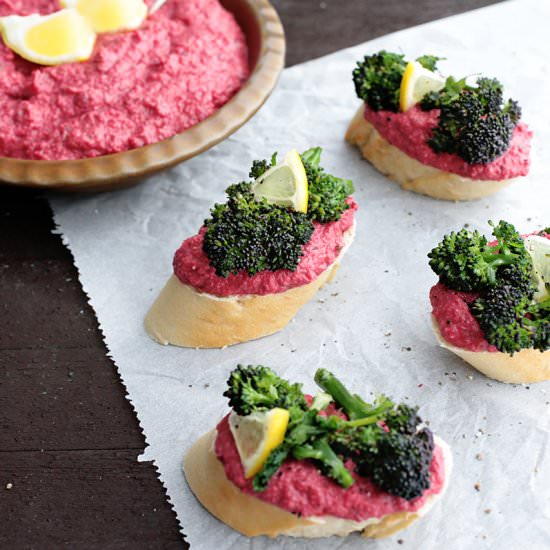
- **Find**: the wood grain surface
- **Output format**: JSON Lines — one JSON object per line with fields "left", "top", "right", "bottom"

{"left": 0, "top": 1, "right": 501, "bottom": 548}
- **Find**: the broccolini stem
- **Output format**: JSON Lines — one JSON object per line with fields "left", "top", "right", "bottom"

{"left": 345, "top": 416, "right": 384, "bottom": 428}
{"left": 482, "top": 251, "right": 518, "bottom": 265}
{"left": 315, "top": 368, "right": 379, "bottom": 420}
{"left": 292, "top": 438, "right": 354, "bottom": 488}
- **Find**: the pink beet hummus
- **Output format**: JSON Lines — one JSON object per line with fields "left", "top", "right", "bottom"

{"left": 214, "top": 412, "right": 446, "bottom": 521}
{"left": 173, "top": 199, "right": 357, "bottom": 297}
{"left": 364, "top": 106, "right": 532, "bottom": 180}
{"left": 430, "top": 282, "right": 497, "bottom": 352}
{"left": 0, "top": 0, "right": 249, "bottom": 160}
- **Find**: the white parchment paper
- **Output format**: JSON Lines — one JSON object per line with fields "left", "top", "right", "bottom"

{"left": 50, "top": 1, "right": 550, "bottom": 548}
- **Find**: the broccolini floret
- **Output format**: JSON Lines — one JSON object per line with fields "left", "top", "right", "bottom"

{"left": 358, "top": 427, "right": 434, "bottom": 501}
{"left": 301, "top": 147, "right": 354, "bottom": 223}
{"left": 227, "top": 365, "right": 436, "bottom": 500}
{"left": 428, "top": 220, "right": 532, "bottom": 292}
{"left": 424, "top": 77, "right": 521, "bottom": 164}
{"left": 249, "top": 152, "right": 278, "bottom": 179}
{"left": 202, "top": 183, "right": 314, "bottom": 277}
{"left": 471, "top": 287, "right": 550, "bottom": 354}
{"left": 470, "top": 285, "right": 535, "bottom": 354}
{"left": 352, "top": 50, "right": 407, "bottom": 112}
{"left": 224, "top": 364, "right": 307, "bottom": 416}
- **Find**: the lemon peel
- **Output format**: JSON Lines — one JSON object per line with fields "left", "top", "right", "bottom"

{"left": 0, "top": 9, "right": 95, "bottom": 66}
{"left": 229, "top": 408, "right": 290, "bottom": 478}
{"left": 60, "top": 0, "right": 147, "bottom": 33}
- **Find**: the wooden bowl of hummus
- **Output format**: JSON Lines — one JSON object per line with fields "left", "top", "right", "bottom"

{"left": 0, "top": 0, "right": 285, "bottom": 191}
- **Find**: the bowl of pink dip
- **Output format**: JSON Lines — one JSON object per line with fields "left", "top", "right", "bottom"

{"left": 0, "top": 0, "right": 285, "bottom": 190}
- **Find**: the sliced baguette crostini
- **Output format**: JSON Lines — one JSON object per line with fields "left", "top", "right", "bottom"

{"left": 347, "top": 51, "right": 531, "bottom": 201}
{"left": 145, "top": 147, "right": 356, "bottom": 348}
{"left": 184, "top": 429, "right": 452, "bottom": 539}
{"left": 184, "top": 366, "right": 452, "bottom": 539}
{"left": 428, "top": 221, "right": 550, "bottom": 383}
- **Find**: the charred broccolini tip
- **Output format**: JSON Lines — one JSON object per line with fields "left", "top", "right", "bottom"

{"left": 470, "top": 284, "right": 536, "bottom": 354}
{"left": 202, "top": 182, "right": 314, "bottom": 278}
{"left": 424, "top": 77, "right": 521, "bottom": 164}
{"left": 471, "top": 286, "right": 550, "bottom": 354}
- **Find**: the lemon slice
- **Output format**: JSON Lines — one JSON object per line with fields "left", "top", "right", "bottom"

{"left": 251, "top": 149, "right": 309, "bottom": 213}
{"left": 61, "top": 0, "right": 147, "bottom": 33}
{"left": 525, "top": 235, "right": 550, "bottom": 302}
{"left": 399, "top": 61, "right": 446, "bottom": 112}
{"left": 229, "top": 408, "right": 290, "bottom": 478}
{"left": 0, "top": 9, "right": 95, "bottom": 66}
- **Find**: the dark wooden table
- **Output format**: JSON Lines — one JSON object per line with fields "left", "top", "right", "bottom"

{"left": 0, "top": 1, "right": 501, "bottom": 548}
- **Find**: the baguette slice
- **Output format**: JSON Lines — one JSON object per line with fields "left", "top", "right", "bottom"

{"left": 431, "top": 315, "right": 550, "bottom": 383}
{"left": 345, "top": 105, "right": 514, "bottom": 201}
{"left": 183, "top": 429, "right": 452, "bottom": 539}
{"left": 144, "top": 222, "right": 355, "bottom": 348}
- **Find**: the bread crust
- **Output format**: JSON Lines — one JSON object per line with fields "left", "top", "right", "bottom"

{"left": 144, "top": 223, "right": 355, "bottom": 348}
{"left": 183, "top": 429, "right": 452, "bottom": 539}
{"left": 431, "top": 315, "right": 550, "bottom": 383}
{"left": 345, "top": 105, "right": 514, "bottom": 201}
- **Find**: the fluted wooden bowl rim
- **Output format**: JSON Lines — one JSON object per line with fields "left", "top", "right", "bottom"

{"left": 0, "top": 0, "right": 285, "bottom": 191}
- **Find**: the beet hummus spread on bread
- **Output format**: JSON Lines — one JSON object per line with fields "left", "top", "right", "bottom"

{"left": 0, "top": 0, "right": 248, "bottom": 160}
{"left": 429, "top": 221, "right": 550, "bottom": 355}
{"left": 215, "top": 410, "right": 446, "bottom": 521}
{"left": 346, "top": 51, "right": 532, "bottom": 200}
{"left": 184, "top": 365, "right": 451, "bottom": 539}
{"left": 428, "top": 221, "right": 550, "bottom": 383}
{"left": 144, "top": 147, "right": 357, "bottom": 348}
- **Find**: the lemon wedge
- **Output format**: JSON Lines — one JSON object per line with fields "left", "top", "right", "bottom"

{"left": 0, "top": 9, "right": 95, "bottom": 66}
{"left": 525, "top": 235, "right": 550, "bottom": 302}
{"left": 61, "top": 0, "right": 147, "bottom": 33}
{"left": 251, "top": 149, "right": 309, "bottom": 213}
{"left": 399, "top": 61, "right": 446, "bottom": 112}
{"left": 229, "top": 408, "right": 289, "bottom": 478}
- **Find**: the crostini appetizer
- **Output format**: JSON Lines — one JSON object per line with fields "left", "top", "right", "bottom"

{"left": 346, "top": 51, "right": 532, "bottom": 200}
{"left": 145, "top": 148, "right": 356, "bottom": 348}
{"left": 429, "top": 221, "right": 550, "bottom": 383}
{"left": 184, "top": 365, "right": 452, "bottom": 539}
